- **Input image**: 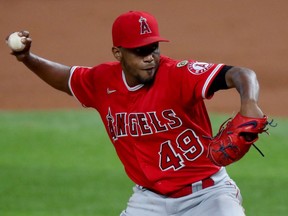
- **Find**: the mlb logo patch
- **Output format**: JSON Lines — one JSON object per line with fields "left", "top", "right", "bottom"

{"left": 187, "top": 61, "right": 213, "bottom": 75}
{"left": 177, "top": 60, "right": 188, "bottom": 68}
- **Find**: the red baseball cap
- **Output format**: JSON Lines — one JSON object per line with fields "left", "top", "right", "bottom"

{"left": 112, "top": 11, "right": 169, "bottom": 48}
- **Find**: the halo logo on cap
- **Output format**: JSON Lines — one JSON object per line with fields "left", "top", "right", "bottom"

{"left": 139, "top": 16, "right": 152, "bottom": 35}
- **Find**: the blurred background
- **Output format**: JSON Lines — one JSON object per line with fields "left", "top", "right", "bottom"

{"left": 0, "top": 0, "right": 287, "bottom": 116}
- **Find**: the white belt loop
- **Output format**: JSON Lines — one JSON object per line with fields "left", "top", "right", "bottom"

{"left": 191, "top": 180, "right": 203, "bottom": 193}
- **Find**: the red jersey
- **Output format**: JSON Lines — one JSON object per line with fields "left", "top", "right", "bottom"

{"left": 69, "top": 56, "right": 224, "bottom": 195}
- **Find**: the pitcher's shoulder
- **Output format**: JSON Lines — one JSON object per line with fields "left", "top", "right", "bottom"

{"left": 160, "top": 56, "right": 189, "bottom": 69}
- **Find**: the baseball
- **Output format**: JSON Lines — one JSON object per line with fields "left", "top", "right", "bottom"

{"left": 7, "top": 32, "right": 26, "bottom": 52}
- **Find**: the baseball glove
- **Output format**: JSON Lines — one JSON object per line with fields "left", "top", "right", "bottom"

{"left": 207, "top": 113, "right": 270, "bottom": 166}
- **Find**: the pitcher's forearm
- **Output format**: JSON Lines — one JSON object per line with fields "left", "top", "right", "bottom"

{"left": 225, "top": 66, "right": 263, "bottom": 118}
{"left": 21, "top": 53, "right": 72, "bottom": 95}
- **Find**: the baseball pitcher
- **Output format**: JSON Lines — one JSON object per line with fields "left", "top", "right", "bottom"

{"left": 6, "top": 11, "right": 271, "bottom": 216}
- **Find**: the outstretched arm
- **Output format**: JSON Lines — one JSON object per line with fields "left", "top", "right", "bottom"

{"left": 6, "top": 31, "right": 72, "bottom": 95}
{"left": 225, "top": 66, "right": 264, "bottom": 118}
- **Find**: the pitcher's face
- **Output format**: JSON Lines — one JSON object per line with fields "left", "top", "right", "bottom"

{"left": 112, "top": 43, "right": 160, "bottom": 87}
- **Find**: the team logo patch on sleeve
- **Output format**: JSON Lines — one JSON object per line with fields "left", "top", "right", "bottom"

{"left": 187, "top": 61, "right": 213, "bottom": 75}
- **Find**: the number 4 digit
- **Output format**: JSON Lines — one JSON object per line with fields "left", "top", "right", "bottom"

{"left": 159, "top": 140, "right": 184, "bottom": 171}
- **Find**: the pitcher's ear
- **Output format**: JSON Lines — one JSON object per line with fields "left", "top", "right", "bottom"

{"left": 112, "top": 46, "right": 122, "bottom": 61}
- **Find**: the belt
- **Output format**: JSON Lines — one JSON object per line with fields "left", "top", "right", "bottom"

{"left": 140, "top": 177, "right": 215, "bottom": 199}
{"left": 139, "top": 168, "right": 226, "bottom": 199}
{"left": 167, "top": 177, "right": 215, "bottom": 198}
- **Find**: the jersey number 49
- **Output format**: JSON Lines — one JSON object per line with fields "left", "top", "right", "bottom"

{"left": 159, "top": 129, "right": 204, "bottom": 171}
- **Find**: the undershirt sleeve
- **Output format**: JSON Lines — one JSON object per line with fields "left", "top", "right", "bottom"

{"left": 207, "top": 65, "right": 233, "bottom": 97}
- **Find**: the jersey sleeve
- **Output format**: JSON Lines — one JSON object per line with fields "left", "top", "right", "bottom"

{"left": 69, "top": 66, "right": 96, "bottom": 108}
{"left": 175, "top": 60, "right": 225, "bottom": 102}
